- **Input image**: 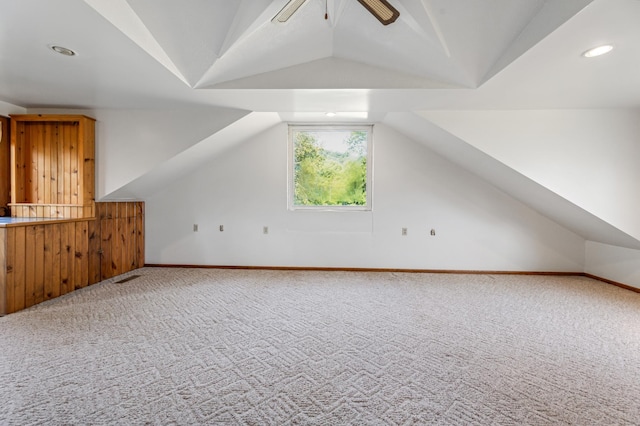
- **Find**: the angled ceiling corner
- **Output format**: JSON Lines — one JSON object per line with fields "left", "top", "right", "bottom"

{"left": 200, "top": 57, "right": 463, "bottom": 90}
{"left": 216, "top": 0, "right": 285, "bottom": 58}
{"left": 123, "top": 0, "right": 240, "bottom": 87}
{"left": 195, "top": 1, "right": 335, "bottom": 89}
{"left": 411, "top": 0, "right": 595, "bottom": 88}
{"left": 100, "top": 105, "right": 251, "bottom": 199}
{"left": 83, "top": 0, "right": 189, "bottom": 85}
{"left": 480, "top": 0, "right": 595, "bottom": 85}
{"left": 103, "top": 112, "right": 282, "bottom": 200}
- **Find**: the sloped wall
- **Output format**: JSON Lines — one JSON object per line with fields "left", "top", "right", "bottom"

{"left": 586, "top": 242, "right": 640, "bottom": 289}
{"left": 420, "top": 109, "right": 640, "bottom": 241}
{"left": 145, "top": 123, "right": 585, "bottom": 271}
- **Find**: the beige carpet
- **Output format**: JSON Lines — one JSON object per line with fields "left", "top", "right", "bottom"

{"left": 1, "top": 268, "right": 640, "bottom": 425}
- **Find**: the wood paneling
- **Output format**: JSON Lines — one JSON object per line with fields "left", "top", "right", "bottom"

{"left": 9, "top": 115, "right": 95, "bottom": 218}
{"left": 24, "top": 225, "right": 37, "bottom": 307}
{"left": 60, "top": 222, "right": 72, "bottom": 296}
{"left": 97, "top": 202, "right": 144, "bottom": 280}
{"left": 82, "top": 120, "right": 95, "bottom": 209}
{"left": 3, "top": 222, "right": 83, "bottom": 313}
{"left": 88, "top": 219, "right": 101, "bottom": 286}
{"left": 33, "top": 225, "right": 45, "bottom": 305}
{"left": 0, "top": 228, "right": 5, "bottom": 315}
{"left": 136, "top": 202, "right": 145, "bottom": 268}
{"left": 10, "top": 204, "right": 94, "bottom": 219}
{"left": 0, "top": 202, "right": 144, "bottom": 315}
{"left": 0, "top": 200, "right": 142, "bottom": 315}
{"left": 0, "top": 116, "right": 9, "bottom": 216}
{"left": 11, "top": 226, "right": 26, "bottom": 312}
{"left": 77, "top": 220, "right": 89, "bottom": 289}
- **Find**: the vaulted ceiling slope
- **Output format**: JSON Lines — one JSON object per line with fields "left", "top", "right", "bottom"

{"left": 1, "top": 0, "right": 637, "bottom": 109}
{"left": 1, "top": 0, "right": 640, "bottom": 248}
{"left": 383, "top": 112, "right": 640, "bottom": 250}
{"left": 85, "top": 0, "right": 594, "bottom": 89}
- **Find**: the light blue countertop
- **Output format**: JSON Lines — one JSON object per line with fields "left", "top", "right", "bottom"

{"left": 0, "top": 217, "right": 89, "bottom": 227}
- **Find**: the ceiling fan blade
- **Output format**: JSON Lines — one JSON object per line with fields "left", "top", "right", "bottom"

{"left": 272, "top": 0, "right": 310, "bottom": 24}
{"left": 357, "top": 0, "right": 400, "bottom": 25}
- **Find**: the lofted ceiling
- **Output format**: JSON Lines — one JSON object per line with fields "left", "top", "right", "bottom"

{"left": 4, "top": 0, "right": 640, "bottom": 111}
{"left": 2, "top": 0, "right": 640, "bottom": 248}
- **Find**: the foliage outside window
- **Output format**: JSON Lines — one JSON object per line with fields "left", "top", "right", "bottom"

{"left": 289, "top": 125, "right": 372, "bottom": 210}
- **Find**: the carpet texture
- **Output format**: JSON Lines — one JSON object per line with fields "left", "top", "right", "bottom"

{"left": 1, "top": 268, "right": 640, "bottom": 424}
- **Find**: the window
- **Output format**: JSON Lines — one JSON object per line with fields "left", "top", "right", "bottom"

{"left": 289, "top": 125, "right": 372, "bottom": 210}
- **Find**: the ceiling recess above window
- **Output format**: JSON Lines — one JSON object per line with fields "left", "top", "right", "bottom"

{"left": 273, "top": 0, "right": 399, "bottom": 25}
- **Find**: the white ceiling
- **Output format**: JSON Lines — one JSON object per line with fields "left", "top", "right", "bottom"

{"left": 2, "top": 0, "right": 639, "bottom": 112}
{"left": 2, "top": 0, "right": 640, "bottom": 247}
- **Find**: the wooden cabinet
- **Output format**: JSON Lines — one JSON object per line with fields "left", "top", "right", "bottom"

{"left": 0, "top": 113, "right": 146, "bottom": 315}
{"left": 9, "top": 114, "right": 95, "bottom": 218}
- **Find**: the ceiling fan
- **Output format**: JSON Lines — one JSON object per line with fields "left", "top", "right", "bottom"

{"left": 273, "top": 0, "right": 399, "bottom": 25}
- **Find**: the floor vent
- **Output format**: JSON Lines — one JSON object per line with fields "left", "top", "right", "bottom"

{"left": 115, "top": 275, "right": 141, "bottom": 284}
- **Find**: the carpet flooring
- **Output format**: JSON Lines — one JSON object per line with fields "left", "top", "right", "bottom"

{"left": 1, "top": 268, "right": 640, "bottom": 425}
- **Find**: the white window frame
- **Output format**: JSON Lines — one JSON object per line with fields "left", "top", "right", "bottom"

{"left": 288, "top": 124, "right": 373, "bottom": 211}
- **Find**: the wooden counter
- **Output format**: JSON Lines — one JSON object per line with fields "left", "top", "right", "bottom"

{"left": 0, "top": 201, "right": 144, "bottom": 315}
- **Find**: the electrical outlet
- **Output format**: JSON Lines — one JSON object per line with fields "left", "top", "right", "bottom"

{"left": 263, "top": 226, "right": 269, "bottom": 234}
{"left": 193, "top": 224, "right": 198, "bottom": 232}
{"left": 219, "top": 225, "right": 224, "bottom": 232}
{"left": 430, "top": 229, "right": 436, "bottom": 236}
{"left": 402, "top": 227, "right": 407, "bottom": 236}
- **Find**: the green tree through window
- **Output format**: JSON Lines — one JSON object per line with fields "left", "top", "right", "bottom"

{"left": 291, "top": 126, "right": 371, "bottom": 209}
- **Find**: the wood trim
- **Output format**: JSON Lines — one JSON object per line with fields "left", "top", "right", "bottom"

{"left": 144, "top": 264, "right": 583, "bottom": 276}
{"left": 9, "top": 114, "right": 96, "bottom": 122}
{"left": 144, "top": 264, "right": 640, "bottom": 294}
{"left": 9, "top": 116, "right": 17, "bottom": 206}
{"left": 8, "top": 203, "right": 96, "bottom": 207}
{"left": 583, "top": 273, "right": 640, "bottom": 294}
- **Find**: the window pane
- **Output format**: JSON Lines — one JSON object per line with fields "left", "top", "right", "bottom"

{"left": 292, "top": 128, "right": 369, "bottom": 207}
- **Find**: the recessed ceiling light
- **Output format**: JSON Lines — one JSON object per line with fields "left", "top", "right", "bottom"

{"left": 582, "top": 44, "right": 614, "bottom": 58}
{"left": 325, "top": 112, "right": 337, "bottom": 117}
{"left": 50, "top": 45, "right": 76, "bottom": 56}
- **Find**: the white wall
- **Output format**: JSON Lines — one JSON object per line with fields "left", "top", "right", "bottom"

{"left": 420, "top": 109, "right": 640, "bottom": 241}
{"left": 0, "top": 100, "right": 26, "bottom": 116}
{"left": 28, "top": 106, "right": 249, "bottom": 199}
{"left": 145, "top": 123, "right": 585, "bottom": 271}
{"left": 585, "top": 241, "right": 640, "bottom": 289}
